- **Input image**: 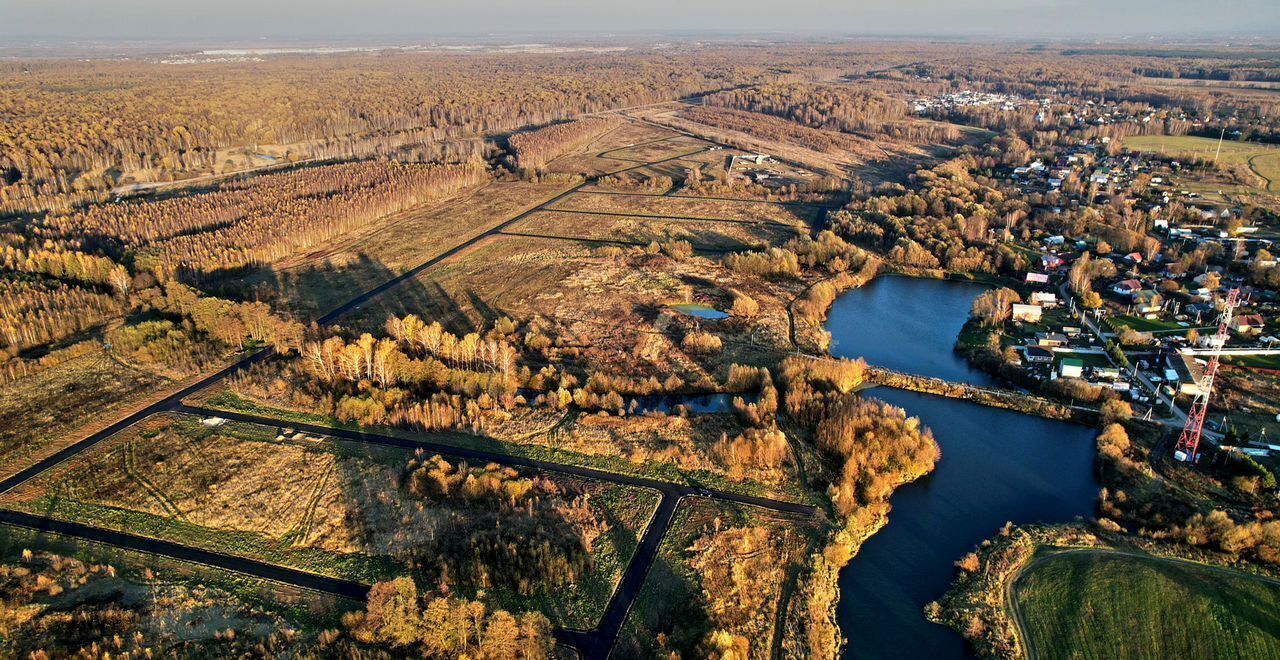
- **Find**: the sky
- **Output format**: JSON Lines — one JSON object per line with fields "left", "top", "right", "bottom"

{"left": 3, "top": 0, "right": 1279, "bottom": 41}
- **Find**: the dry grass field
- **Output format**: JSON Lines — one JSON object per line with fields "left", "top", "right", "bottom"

{"left": 214, "top": 180, "right": 572, "bottom": 320}
{"left": 509, "top": 210, "right": 798, "bottom": 251}
{"left": 616, "top": 497, "right": 822, "bottom": 659}
{"left": 549, "top": 191, "right": 823, "bottom": 226}
{"left": 542, "top": 121, "right": 688, "bottom": 176}
{"left": 0, "top": 351, "right": 188, "bottom": 480}
{"left": 0, "top": 412, "right": 659, "bottom": 628}
{"left": 344, "top": 233, "right": 801, "bottom": 379}
{"left": 558, "top": 411, "right": 800, "bottom": 491}
{"left": 598, "top": 135, "right": 708, "bottom": 164}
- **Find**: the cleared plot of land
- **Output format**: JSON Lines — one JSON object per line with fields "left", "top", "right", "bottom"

{"left": 343, "top": 234, "right": 800, "bottom": 379}
{"left": 216, "top": 180, "right": 571, "bottom": 320}
{"left": 1125, "top": 135, "right": 1280, "bottom": 193}
{"left": 1013, "top": 550, "right": 1280, "bottom": 660}
{"left": 1110, "top": 314, "right": 1214, "bottom": 336}
{"left": 543, "top": 121, "right": 686, "bottom": 176}
{"left": 0, "top": 412, "right": 658, "bottom": 629}
{"left": 1217, "top": 368, "right": 1280, "bottom": 440}
{"left": 600, "top": 135, "right": 708, "bottom": 163}
{"left": 616, "top": 497, "right": 821, "bottom": 659}
{"left": 549, "top": 191, "right": 822, "bottom": 226}
{"left": 510, "top": 210, "right": 801, "bottom": 251}
{"left": 0, "top": 351, "right": 184, "bottom": 481}
{"left": 0, "top": 524, "right": 352, "bottom": 657}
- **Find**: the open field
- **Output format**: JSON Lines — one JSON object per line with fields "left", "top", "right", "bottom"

{"left": 0, "top": 351, "right": 197, "bottom": 481}
{"left": 0, "top": 412, "right": 659, "bottom": 629}
{"left": 1223, "top": 354, "right": 1280, "bottom": 370}
{"left": 194, "top": 387, "right": 814, "bottom": 503}
{"left": 1124, "top": 135, "right": 1280, "bottom": 193}
{"left": 214, "top": 180, "right": 571, "bottom": 320}
{"left": 342, "top": 233, "right": 800, "bottom": 377}
{"left": 550, "top": 191, "right": 823, "bottom": 226}
{"left": 510, "top": 210, "right": 800, "bottom": 251}
{"left": 1110, "top": 315, "right": 1215, "bottom": 336}
{"left": 1013, "top": 550, "right": 1280, "bottom": 660}
{"left": 636, "top": 107, "right": 856, "bottom": 177}
{"left": 616, "top": 497, "right": 822, "bottom": 659}
{"left": 600, "top": 135, "right": 708, "bottom": 164}
{"left": 633, "top": 104, "right": 973, "bottom": 185}
{"left": 542, "top": 121, "right": 687, "bottom": 176}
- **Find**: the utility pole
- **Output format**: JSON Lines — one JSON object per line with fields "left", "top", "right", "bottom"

{"left": 1214, "top": 126, "right": 1226, "bottom": 165}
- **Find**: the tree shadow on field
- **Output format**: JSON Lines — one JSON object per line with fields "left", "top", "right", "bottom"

{"left": 325, "top": 440, "right": 626, "bottom": 630}
{"left": 611, "top": 553, "right": 710, "bottom": 658}
{"left": 200, "top": 253, "right": 479, "bottom": 334}
{"left": 1142, "top": 557, "right": 1280, "bottom": 638}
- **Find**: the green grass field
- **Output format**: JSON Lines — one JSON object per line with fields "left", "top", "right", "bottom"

{"left": 1125, "top": 135, "right": 1280, "bottom": 193}
{"left": 1224, "top": 354, "right": 1280, "bottom": 370}
{"left": 1109, "top": 315, "right": 1215, "bottom": 337}
{"left": 1014, "top": 550, "right": 1280, "bottom": 660}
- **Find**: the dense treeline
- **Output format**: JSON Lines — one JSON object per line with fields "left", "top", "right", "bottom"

{"left": 509, "top": 117, "right": 620, "bottom": 170}
{"left": 398, "top": 455, "right": 604, "bottom": 596}
{"left": 0, "top": 548, "right": 552, "bottom": 658}
{"left": 815, "top": 397, "right": 939, "bottom": 520}
{"left": 705, "top": 83, "right": 960, "bottom": 143}
{"left": 39, "top": 160, "right": 487, "bottom": 279}
{"left": 1096, "top": 422, "right": 1280, "bottom": 565}
{"left": 346, "top": 577, "right": 552, "bottom": 657}
{"left": 775, "top": 355, "right": 938, "bottom": 659}
{"left": 0, "top": 51, "right": 786, "bottom": 213}
{"left": 831, "top": 157, "right": 1036, "bottom": 275}
{"left": 680, "top": 106, "right": 873, "bottom": 156}
{"left": 0, "top": 276, "right": 123, "bottom": 356}
{"left": 228, "top": 314, "right": 527, "bottom": 432}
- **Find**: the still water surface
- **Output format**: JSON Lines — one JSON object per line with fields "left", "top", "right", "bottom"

{"left": 825, "top": 276, "right": 1099, "bottom": 659}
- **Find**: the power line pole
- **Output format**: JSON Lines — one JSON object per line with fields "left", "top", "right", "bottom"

{"left": 1214, "top": 126, "right": 1226, "bottom": 165}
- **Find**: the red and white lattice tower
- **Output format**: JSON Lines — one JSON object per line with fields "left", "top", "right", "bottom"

{"left": 1174, "top": 288, "right": 1241, "bottom": 463}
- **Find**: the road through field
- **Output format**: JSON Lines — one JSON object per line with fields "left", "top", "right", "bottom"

{"left": 0, "top": 118, "right": 828, "bottom": 659}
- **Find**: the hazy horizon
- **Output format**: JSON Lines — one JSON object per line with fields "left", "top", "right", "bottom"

{"left": 4, "top": 0, "right": 1280, "bottom": 42}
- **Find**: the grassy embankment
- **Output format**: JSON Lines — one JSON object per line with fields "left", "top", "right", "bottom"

{"left": 1124, "top": 134, "right": 1280, "bottom": 194}
{"left": 1015, "top": 550, "right": 1280, "bottom": 659}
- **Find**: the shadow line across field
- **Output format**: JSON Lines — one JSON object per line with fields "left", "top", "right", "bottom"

{"left": 0, "top": 117, "right": 829, "bottom": 659}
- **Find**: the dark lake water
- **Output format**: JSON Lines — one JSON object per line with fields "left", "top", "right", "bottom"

{"left": 826, "top": 275, "right": 996, "bottom": 387}
{"left": 825, "top": 276, "right": 1100, "bottom": 660}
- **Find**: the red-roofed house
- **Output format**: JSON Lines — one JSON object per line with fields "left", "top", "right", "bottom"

{"left": 1230, "top": 314, "right": 1266, "bottom": 336}
{"left": 1111, "top": 279, "right": 1142, "bottom": 297}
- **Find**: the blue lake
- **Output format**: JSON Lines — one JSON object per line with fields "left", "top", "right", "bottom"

{"left": 825, "top": 276, "right": 1100, "bottom": 660}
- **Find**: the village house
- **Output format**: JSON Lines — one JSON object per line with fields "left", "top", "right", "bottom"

{"left": 1170, "top": 352, "right": 1207, "bottom": 397}
{"left": 1041, "top": 254, "right": 1065, "bottom": 271}
{"left": 1230, "top": 313, "right": 1266, "bottom": 336}
{"left": 1058, "top": 358, "right": 1085, "bottom": 379}
{"left": 1025, "top": 345, "right": 1054, "bottom": 363}
{"left": 1112, "top": 279, "right": 1143, "bottom": 297}
{"left": 1012, "top": 303, "right": 1043, "bottom": 322}
{"left": 1134, "top": 290, "right": 1164, "bottom": 317}
{"left": 1030, "top": 291, "right": 1059, "bottom": 308}
{"left": 1035, "top": 332, "right": 1069, "bottom": 347}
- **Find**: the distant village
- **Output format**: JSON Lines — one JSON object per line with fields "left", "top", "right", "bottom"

{"left": 968, "top": 132, "right": 1276, "bottom": 445}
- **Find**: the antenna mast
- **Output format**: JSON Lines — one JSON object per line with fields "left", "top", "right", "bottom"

{"left": 1174, "top": 288, "right": 1240, "bottom": 463}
